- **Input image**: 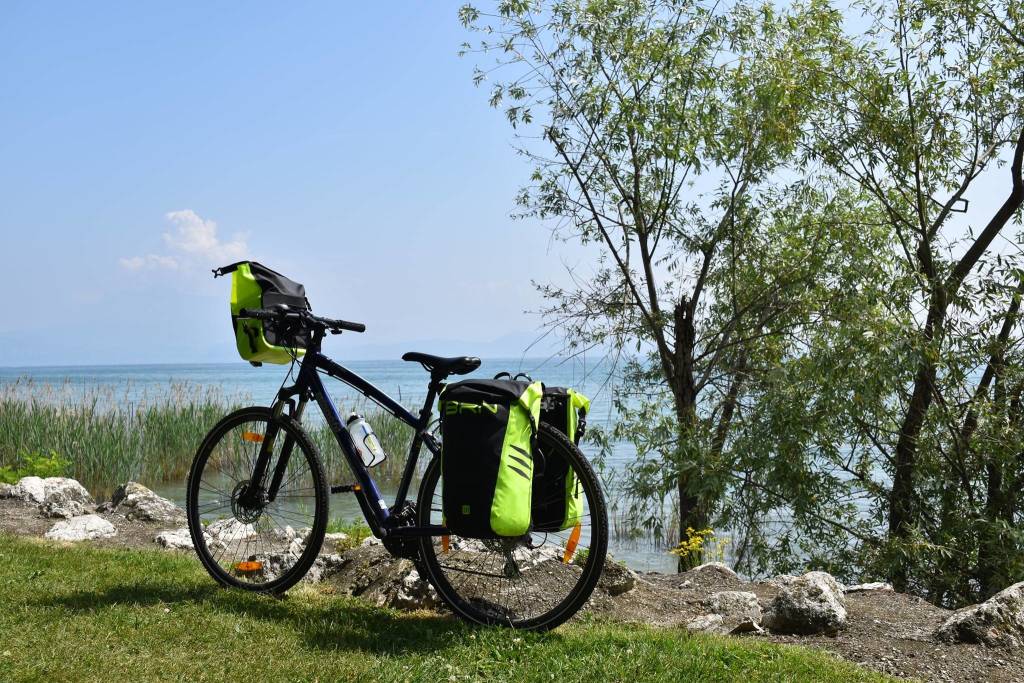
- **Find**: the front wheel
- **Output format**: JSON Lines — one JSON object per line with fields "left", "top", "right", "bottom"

{"left": 416, "top": 422, "right": 608, "bottom": 630}
{"left": 186, "top": 406, "right": 329, "bottom": 594}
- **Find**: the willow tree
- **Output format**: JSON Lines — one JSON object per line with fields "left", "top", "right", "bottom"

{"left": 460, "top": 0, "right": 861, "bottom": 567}
{"left": 807, "top": 0, "right": 1024, "bottom": 596}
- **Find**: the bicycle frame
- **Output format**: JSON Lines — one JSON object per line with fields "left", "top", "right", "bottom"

{"left": 249, "top": 325, "right": 448, "bottom": 541}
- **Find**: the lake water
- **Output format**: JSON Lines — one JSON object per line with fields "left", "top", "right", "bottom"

{"left": 0, "top": 358, "right": 678, "bottom": 573}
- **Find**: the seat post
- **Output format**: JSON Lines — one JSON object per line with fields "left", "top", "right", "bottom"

{"left": 390, "top": 375, "right": 445, "bottom": 512}
{"left": 421, "top": 373, "right": 445, "bottom": 425}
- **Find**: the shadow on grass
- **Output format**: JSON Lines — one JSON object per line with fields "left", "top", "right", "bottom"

{"left": 35, "top": 577, "right": 543, "bottom": 656}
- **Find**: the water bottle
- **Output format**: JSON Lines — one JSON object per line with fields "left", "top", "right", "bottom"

{"left": 346, "top": 413, "right": 387, "bottom": 467}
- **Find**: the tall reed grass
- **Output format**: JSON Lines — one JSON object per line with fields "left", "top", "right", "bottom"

{"left": 305, "top": 411, "right": 420, "bottom": 493}
{"left": 0, "top": 379, "right": 415, "bottom": 499}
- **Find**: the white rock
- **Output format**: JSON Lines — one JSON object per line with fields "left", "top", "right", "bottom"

{"left": 450, "top": 538, "right": 486, "bottom": 552}
{"left": 513, "top": 544, "right": 564, "bottom": 570}
{"left": 689, "top": 561, "right": 739, "bottom": 580}
{"left": 705, "top": 590, "right": 763, "bottom": 633}
{"left": 768, "top": 574, "right": 797, "bottom": 587}
{"left": 252, "top": 551, "right": 348, "bottom": 583}
{"left": 308, "top": 553, "right": 349, "bottom": 582}
{"left": 45, "top": 514, "right": 117, "bottom": 542}
{"left": 845, "top": 582, "right": 893, "bottom": 594}
{"left": 768, "top": 572, "right": 849, "bottom": 590}
{"left": 207, "top": 518, "right": 258, "bottom": 542}
{"left": 709, "top": 590, "right": 761, "bottom": 617}
{"left": 936, "top": 582, "right": 1024, "bottom": 647}
{"left": 1, "top": 477, "right": 95, "bottom": 517}
{"left": 360, "top": 535, "right": 382, "bottom": 547}
{"left": 763, "top": 571, "right": 847, "bottom": 635}
{"left": 251, "top": 553, "right": 294, "bottom": 582}
{"left": 108, "top": 482, "right": 184, "bottom": 523}
{"left": 391, "top": 568, "right": 440, "bottom": 610}
{"left": 321, "top": 532, "right": 350, "bottom": 551}
{"left": 42, "top": 477, "right": 92, "bottom": 500}
{"left": 600, "top": 560, "right": 640, "bottom": 596}
{"left": 39, "top": 478, "right": 94, "bottom": 518}
{"left": 157, "top": 527, "right": 226, "bottom": 552}
{"left": 155, "top": 528, "right": 195, "bottom": 550}
{"left": 804, "top": 570, "right": 846, "bottom": 594}
{"left": 14, "top": 476, "right": 47, "bottom": 503}
{"left": 686, "top": 613, "right": 726, "bottom": 633}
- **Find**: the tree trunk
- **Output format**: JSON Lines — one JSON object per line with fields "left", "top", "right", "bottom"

{"left": 888, "top": 290, "right": 945, "bottom": 592}
{"left": 977, "top": 460, "right": 1007, "bottom": 597}
{"left": 887, "top": 128, "right": 1024, "bottom": 593}
{"left": 673, "top": 299, "right": 707, "bottom": 572}
{"left": 711, "top": 354, "right": 748, "bottom": 459}
{"left": 675, "top": 403, "right": 707, "bottom": 573}
{"left": 960, "top": 284, "right": 1024, "bottom": 598}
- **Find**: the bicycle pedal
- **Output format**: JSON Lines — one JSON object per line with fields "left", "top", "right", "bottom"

{"left": 330, "top": 484, "right": 361, "bottom": 494}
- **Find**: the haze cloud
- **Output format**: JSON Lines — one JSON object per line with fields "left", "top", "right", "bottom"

{"left": 120, "top": 210, "right": 248, "bottom": 271}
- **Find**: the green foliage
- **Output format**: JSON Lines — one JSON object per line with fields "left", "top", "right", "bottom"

{"left": 462, "top": 0, "right": 1024, "bottom": 605}
{"left": 460, "top": 0, "right": 899, "bottom": 572}
{"left": 0, "top": 450, "right": 69, "bottom": 484}
{"left": 670, "top": 527, "right": 730, "bottom": 570}
{"left": 325, "top": 518, "right": 373, "bottom": 550}
{"left": 0, "top": 533, "right": 895, "bottom": 682}
{"left": 785, "top": 0, "right": 1024, "bottom": 602}
{"left": 306, "top": 407, "right": 416, "bottom": 492}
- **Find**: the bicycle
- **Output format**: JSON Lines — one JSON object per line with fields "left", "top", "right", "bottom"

{"left": 186, "top": 303, "right": 608, "bottom": 630}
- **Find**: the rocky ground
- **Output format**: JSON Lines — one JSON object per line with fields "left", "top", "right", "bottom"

{"left": 3, "top": 476, "right": 1024, "bottom": 682}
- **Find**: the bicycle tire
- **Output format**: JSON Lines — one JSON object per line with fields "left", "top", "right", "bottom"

{"left": 186, "top": 406, "right": 329, "bottom": 594}
{"left": 415, "top": 422, "right": 608, "bottom": 630}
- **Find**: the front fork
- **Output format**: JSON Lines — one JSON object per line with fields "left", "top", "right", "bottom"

{"left": 242, "top": 395, "right": 307, "bottom": 507}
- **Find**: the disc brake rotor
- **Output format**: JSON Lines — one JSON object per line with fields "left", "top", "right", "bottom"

{"left": 230, "top": 480, "right": 264, "bottom": 524}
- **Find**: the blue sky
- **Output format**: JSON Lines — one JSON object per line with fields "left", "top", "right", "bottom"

{"left": 1, "top": 3, "right": 1017, "bottom": 367}
{"left": 0, "top": 2, "right": 573, "bottom": 366}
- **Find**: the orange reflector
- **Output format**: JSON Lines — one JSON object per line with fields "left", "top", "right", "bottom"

{"left": 241, "top": 432, "right": 264, "bottom": 443}
{"left": 233, "top": 561, "right": 263, "bottom": 574}
{"left": 353, "top": 484, "right": 361, "bottom": 491}
{"left": 441, "top": 535, "right": 450, "bottom": 553}
{"left": 562, "top": 522, "right": 582, "bottom": 564}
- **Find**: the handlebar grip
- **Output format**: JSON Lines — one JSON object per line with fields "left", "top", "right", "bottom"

{"left": 335, "top": 319, "right": 365, "bottom": 333}
{"left": 238, "top": 308, "right": 273, "bottom": 320}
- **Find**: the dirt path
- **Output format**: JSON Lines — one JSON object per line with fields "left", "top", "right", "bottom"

{"left": 3, "top": 497, "right": 1022, "bottom": 682}
{"left": 606, "top": 570, "right": 1024, "bottom": 682}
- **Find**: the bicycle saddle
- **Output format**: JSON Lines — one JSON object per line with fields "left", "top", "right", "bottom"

{"left": 402, "top": 352, "right": 481, "bottom": 377}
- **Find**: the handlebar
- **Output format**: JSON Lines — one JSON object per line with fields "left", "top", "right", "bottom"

{"left": 321, "top": 316, "right": 366, "bottom": 334}
{"left": 237, "top": 308, "right": 276, "bottom": 321}
{"left": 238, "top": 307, "right": 365, "bottom": 334}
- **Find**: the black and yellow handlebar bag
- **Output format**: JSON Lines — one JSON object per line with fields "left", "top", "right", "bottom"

{"left": 440, "top": 379, "right": 543, "bottom": 538}
{"left": 532, "top": 387, "right": 590, "bottom": 532}
{"left": 214, "top": 261, "right": 310, "bottom": 365}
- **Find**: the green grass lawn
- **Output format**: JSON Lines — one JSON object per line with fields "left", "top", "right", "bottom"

{"left": 0, "top": 534, "right": 894, "bottom": 682}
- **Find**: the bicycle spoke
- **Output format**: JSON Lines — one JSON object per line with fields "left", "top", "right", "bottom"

{"left": 187, "top": 410, "right": 327, "bottom": 594}
{"left": 418, "top": 425, "right": 607, "bottom": 629}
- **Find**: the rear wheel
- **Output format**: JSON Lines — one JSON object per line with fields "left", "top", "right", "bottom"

{"left": 416, "top": 422, "right": 608, "bottom": 630}
{"left": 186, "top": 406, "right": 329, "bottom": 594}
